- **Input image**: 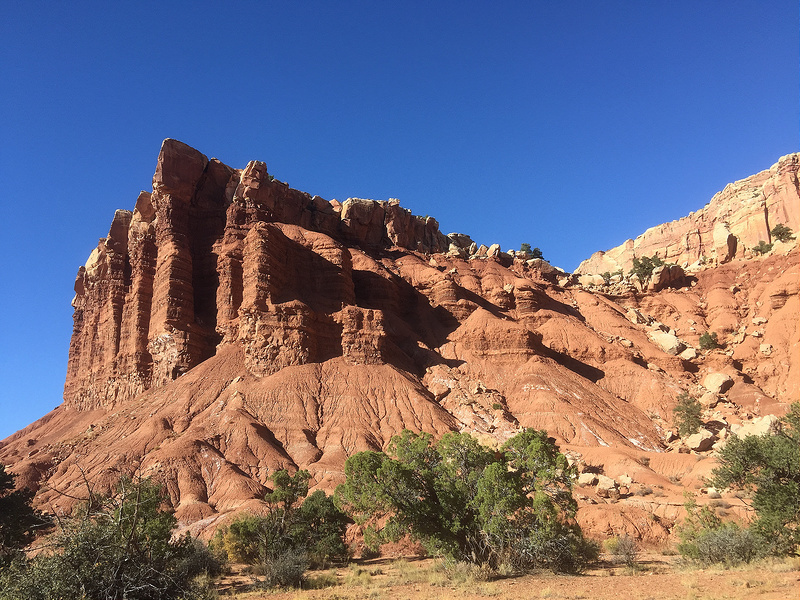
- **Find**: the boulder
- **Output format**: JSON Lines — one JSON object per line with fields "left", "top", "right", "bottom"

{"left": 578, "top": 274, "right": 606, "bottom": 287}
{"left": 702, "top": 373, "right": 734, "bottom": 395}
{"left": 447, "top": 233, "right": 474, "bottom": 249}
{"left": 685, "top": 429, "right": 716, "bottom": 452}
{"left": 627, "top": 308, "right": 649, "bottom": 325}
{"left": 731, "top": 415, "right": 780, "bottom": 438}
{"left": 648, "top": 330, "right": 686, "bottom": 355}
{"left": 595, "top": 474, "right": 619, "bottom": 498}
{"left": 526, "top": 258, "right": 563, "bottom": 276}
{"left": 699, "top": 392, "right": 719, "bottom": 408}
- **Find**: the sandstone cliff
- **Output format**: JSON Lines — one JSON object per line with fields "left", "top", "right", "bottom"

{"left": 1, "top": 141, "right": 797, "bottom": 544}
{"left": 576, "top": 153, "right": 800, "bottom": 274}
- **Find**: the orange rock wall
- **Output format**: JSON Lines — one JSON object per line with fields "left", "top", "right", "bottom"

{"left": 576, "top": 154, "right": 800, "bottom": 274}
{"left": 66, "top": 140, "right": 451, "bottom": 410}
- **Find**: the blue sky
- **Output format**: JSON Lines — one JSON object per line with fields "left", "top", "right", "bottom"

{"left": 0, "top": 1, "right": 797, "bottom": 440}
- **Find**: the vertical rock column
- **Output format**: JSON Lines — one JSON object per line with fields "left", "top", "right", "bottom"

{"left": 116, "top": 191, "right": 158, "bottom": 398}
{"left": 148, "top": 139, "right": 208, "bottom": 385}
{"left": 64, "top": 209, "right": 133, "bottom": 408}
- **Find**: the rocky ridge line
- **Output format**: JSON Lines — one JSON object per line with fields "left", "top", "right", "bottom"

{"left": 575, "top": 153, "right": 800, "bottom": 275}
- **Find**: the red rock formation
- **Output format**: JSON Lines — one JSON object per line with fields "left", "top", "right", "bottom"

{"left": 2, "top": 140, "right": 797, "bottom": 544}
{"left": 576, "top": 153, "right": 800, "bottom": 274}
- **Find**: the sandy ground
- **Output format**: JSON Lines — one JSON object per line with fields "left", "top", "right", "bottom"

{"left": 215, "top": 554, "right": 800, "bottom": 600}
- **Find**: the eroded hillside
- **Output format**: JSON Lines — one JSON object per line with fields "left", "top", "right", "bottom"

{"left": 1, "top": 141, "right": 797, "bottom": 542}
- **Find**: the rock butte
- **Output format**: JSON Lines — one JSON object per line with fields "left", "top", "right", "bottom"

{"left": 1, "top": 140, "right": 797, "bottom": 544}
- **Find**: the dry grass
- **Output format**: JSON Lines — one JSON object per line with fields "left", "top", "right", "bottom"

{"left": 216, "top": 553, "right": 800, "bottom": 600}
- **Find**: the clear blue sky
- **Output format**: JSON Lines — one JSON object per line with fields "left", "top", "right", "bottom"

{"left": 0, "top": 1, "right": 797, "bottom": 440}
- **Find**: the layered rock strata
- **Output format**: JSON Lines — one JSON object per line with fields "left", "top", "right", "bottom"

{"left": 576, "top": 153, "right": 800, "bottom": 274}
{"left": 66, "top": 140, "right": 457, "bottom": 410}
{"left": 3, "top": 141, "right": 796, "bottom": 543}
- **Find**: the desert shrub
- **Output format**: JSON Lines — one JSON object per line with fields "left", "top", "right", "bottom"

{"left": 0, "top": 464, "right": 49, "bottom": 567}
{"left": 673, "top": 392, "right": 703, "bottom": 437}
{"left": 629, "top": 254, "right": 664, "bottom": 280}
{"left": 710, "top": 402, "right": 800, "bottom": 556}
{"left": 518, "top": 245, "right": 544, "bottom": 259}
{"left": 214, "top": 469, "right": 348, "bottom": 588}
{"left": 752, "top": 240, "right": 773, "bottom": 255}
{"left": 213, "top": 513, "right": 267, "bottom": 564}
{"left": 252, "top": 548, "right": 307, "bottom": 588}
{"left": 692, "top": 523, "right": 763, "bottom": 566}
{"left": 0, "top": 476, "right": 220, "bottom": 600}
{"left": 770, "top": 223, "right": 795, "bottom": 243}
{"left": 335, "top": 429, "right": 597, "bottom": 573}
{"left": 604, "top": 535, "right": 638, "bottom": 567}
{"left": 677, "top": 494, "right": 764, "bottom": 566}
{"left": 698, "top": 331, "right": 719, "bottom": 350}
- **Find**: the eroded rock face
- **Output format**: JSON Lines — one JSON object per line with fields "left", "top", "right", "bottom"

{"left": 64, "top": 140, "right": 455, "bottom": 411}
{"left": 576, "top": 153, "right": 800, "bottom": 274}
{"left": 3, "top": 141, "right": 797, "bottom": 536}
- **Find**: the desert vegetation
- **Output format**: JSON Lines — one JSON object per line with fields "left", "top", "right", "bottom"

{"left": 677, "top": 402, "right": 799, "bottom": 566}
{"left": 1, "top": 407, "right": 798, "bottom": 597}
{"left": 518, "top": 242, "right": 543, "bottom": 259}
{"left": 211, "top": 469, "right": 348, "bottom": 588}
{"left": 698, "top": 331, "right": 720, "bottom": 350}
{"left": 0, "top": 475, "right": 220, "bottom": 600}
{"left": 770, "top": 223, "right": 794, "bottom": 243}
{"left": 752, "top": 240, "right": 773, "bottom": 255}
{"left": 672, "top": 392, "right": 703, "bottom": 437}
{"left": 0, "top": 464, "right": 49, "bottom": 567}
{"left": 335, "top": 429, "right": 598, "bottom": 574}
{"left": 629, "top": 253, "right": 665, "bottom": 280}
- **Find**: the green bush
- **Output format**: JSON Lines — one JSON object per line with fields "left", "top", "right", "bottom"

{"left": 335, "top": 429, "right": 596, "bottom": 573}
{"left": 0, "top": 476, "right": 220, "bottom": 600}
{"left": 770, "top": 223, "right": 795, "bottom": 243}
{"left": 629, "top": 254, "right": 665, "bottom": 280}
{"left": 519, "top": 244, "right": 544, "bottom": 259}
{"left": 673, "top": 392, "right": 703, "bottom": 437}
{"left": 677, "top": 495, "right": 763, "bottom": 565}
{"left": 752, "top": 240, "right": 773, "bottom": 255}
{"left": 710, "top": 402, "right": 800, "bottom": 556}
{"left": 0, "top": 464, "right": 49, "bottom": 566}
{"left": 213, "top": 469, "right": 348, "bottom": 588}
{"left": 698, "top": 331, "right": 720, "bottom": 350}
{"left": 678, "top": 405, "right": 800, "bottom": 564}
{"left": 693, "top": 524, "right": 762, "bottom": 565}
